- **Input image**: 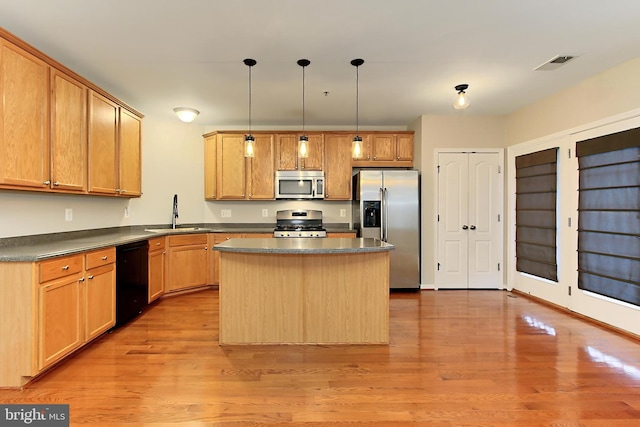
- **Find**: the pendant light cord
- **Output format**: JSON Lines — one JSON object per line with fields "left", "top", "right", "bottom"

{"left": 248, "top": 65, "right": 252, "bottom": 134}
{"left": 355, "top": 65, "right": 359, "bottom": 136}
{"left": 302, "top": 65, "right": 305, "bottom": 134}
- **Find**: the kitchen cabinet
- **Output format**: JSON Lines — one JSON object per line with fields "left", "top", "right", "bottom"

{"left": 352, "top": 132, "right": 414, "bottom": 167}
{"left": 323, "top": 133, "right": 353, "bottom": 200}
{"left": 215, "top": 133, "right": 275, "bottom": 200}
{"left": 37, "top": 254, "right": 84, "bottom": 371}
{"left": 148, "top": 237, "right": 166, "bottom": 303}
{"left": 88, "top": 91, "right": 142, "bottom": 197}
{"left": 204, "top": 134, "right": 217, "bottom": 200}
{"left": 167, "top": 234, "right": 209, "bottom": 292}
{"left": 276, "top": 133, "right": 324, "bottom": 171}
{"left": 50, "top": 69, "right": 87, "bottom": 192}
{"left": 0, "top": 38, "right": 49, "bottom": 190}
{"left": 84, "top": 247, "right": 116, "bottom": 341}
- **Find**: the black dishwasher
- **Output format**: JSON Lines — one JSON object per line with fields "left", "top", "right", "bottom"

{"left": 115, "top": 240, "right": 149, "bottom": 327}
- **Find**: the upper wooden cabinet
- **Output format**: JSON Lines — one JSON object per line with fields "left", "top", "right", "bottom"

{"left": 204, "top": 134, "right": 217, "bottom": 200}
{"left": 324, "top": 133, "right": 353, "bottom": 200}
{"left": 213, "top": 133, "right": 275, "bottom": 200}
{"left": 276, "top": 133, "right": 324, "bottom": 171}
{"left": 51, "top": 70, "right": 87, "bottom": 192}
{"left": 0, "top": 38, "right": 50, "bottom": 190}
{"left": 352, "top": 132, "right": 414, "bottom": 167}
{"left": 0, "top": 28, "right": 143, "bottom": 197}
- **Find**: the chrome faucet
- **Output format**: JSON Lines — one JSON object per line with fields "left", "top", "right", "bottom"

{"left": 172, "top": 194, "right": 179, "bottom": 229}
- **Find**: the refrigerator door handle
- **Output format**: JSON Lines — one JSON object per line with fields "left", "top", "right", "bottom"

{"left": 379, "top": 187, "right": 385, "bottom": 241}
{"left": 383, "top": 187, "right": 389, "bottom": 242}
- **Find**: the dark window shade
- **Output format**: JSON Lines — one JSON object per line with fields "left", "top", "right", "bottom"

{"left": 576, "top": 126, "right": 640, "bottom": 306}
{"left": 515, "top": 148, "right": 559, "bottom": 281}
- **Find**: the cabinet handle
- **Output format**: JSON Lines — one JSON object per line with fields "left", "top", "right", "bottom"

{"left": 53, "top": 181, "right": 60, "bottom": 186}
{"left": 397, "top": 156, "right": 400, "bottom": 160}
{"left": 373, "top": 156, "right": 377, "bottom": 160}
{"left": 62, "top": 265, "right": 70, "bottom": 270}
{"left": 101, "top": 256, "right": 108, "bottom": 260}
{"left": 204, "top": 246, "right": 208, "bottom": 250}
{"left": 162, "top": 251, "right": 166, "bottom": 255}
{"left": 78, "top": 277, "right": 85, "bottom": 282}
{"left": 462, "top": 225, "right": 469, "bottom": 230}
{"left": 470, "top": 225, "right": 476, "bottom": 230}
{"left": 43, "top": 180, "right": 51, "bottom": 185}
{"left": 87, "top": 275, "right": 94, "bottom": 280}
{"left": 156, "top": 242, "right": 161, "bottom": 246}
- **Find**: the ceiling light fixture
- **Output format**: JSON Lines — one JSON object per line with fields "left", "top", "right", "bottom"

{"left": 173, "top": 107, "right": 199, "bottom": 123}
{"left": 243, "top": 58, "right": 257, "bottom": 158}
{"left": 453, "top": 84, "right": 470, "bottom": 110}
{"left": 297, "top": 59, "right": 310, "bottom": 159}
{"left": 351, "top": 58, "right": 364, "bottom": 159}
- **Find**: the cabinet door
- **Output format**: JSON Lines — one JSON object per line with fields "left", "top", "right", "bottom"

{"left": 248, "top": 134, "right": 274, "bottom": 199}
{"left": 370, "top": 134, "right": 395, "bottom": 161}
{"left": 118, "top": 108, "right": 141, "bottom": 197}
{"left": 324, "top": 134, "right": 352, "bottom": 200}
{"left": 0, "top": 40, "right": 50, "bottom": 189}
{"left": 301, "top": 134, "right": 324, "bottom": 171}
{"left": 216, "top": 134, "right": 246, "bottom": 199}
{"left": 85, "top": 263, "right": 116, "bottom": 341}
{"left": 88, "top": 91, "right": 118, "bottom": 195}
{"left": 148, "top": 249, "right": 165, "bottom": 302}
{"left": 168, "top": 244, "right": 209, "bottom": 291}
{"left": 396, "top": 134, "right": 414, "bottom": 161}
{"left": 204, "top": 135, "right": 216, "bottom": 200}
{"left": 50, "top": 70, "right": 87, "bottom": 192}
{"left": 276, "top": 134, "right": 299, "bottom": 171}
{"left": 38, "top": 274, "right": 83, "bottom": 370}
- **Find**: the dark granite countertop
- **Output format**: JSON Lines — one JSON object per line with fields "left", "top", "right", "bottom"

{"left": 0, "top": 223, "right": 356, "bottom": 262}
{"left": 214, "top": 237, "right": 393, "bottom": 254}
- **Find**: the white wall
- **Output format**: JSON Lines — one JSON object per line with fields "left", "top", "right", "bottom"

{"left": 413, "top": 114, "right": 507, "bottom": 287}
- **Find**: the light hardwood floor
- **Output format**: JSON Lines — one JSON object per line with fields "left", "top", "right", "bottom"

{"left": 2, "top": 289, "right": 639, "bottom": 426}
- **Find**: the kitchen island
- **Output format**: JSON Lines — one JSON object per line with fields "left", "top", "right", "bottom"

{"left": 213, "top": 238, "right": 394, "bottom": 345}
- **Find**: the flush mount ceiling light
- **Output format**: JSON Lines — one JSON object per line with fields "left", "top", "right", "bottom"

{"left": 297, "top": 59, "right": 311, "bottom": 159}
{"left": 243, "top": 58, "right": 257, "bottom": 158}
{"left": 453, "top": 84, "right": 470, "bottom": 110}
{"left": 173, "top": 107, "right": 199, "bottom": 123}
{"left": 351, "top": 58, "right": 364, "bottom": 159}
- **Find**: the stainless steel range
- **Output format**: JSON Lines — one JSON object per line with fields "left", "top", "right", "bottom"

{"left": 273, "top": 209, "right": 327, "bottom": 238}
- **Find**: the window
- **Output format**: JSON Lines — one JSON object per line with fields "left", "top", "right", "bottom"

{"left": 576, "top": 127, "right": 640, "bottom": 306}
{"left": 515, "top": 148, "right": 558, "bottom": 281}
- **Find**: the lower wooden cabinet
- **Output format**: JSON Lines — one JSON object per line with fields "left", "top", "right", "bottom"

{"left": 211, "top": 232, "right": 273, "bottom": 285}
{"left": 167, "top": 234, "right": 209, "bottom": 292}
{"left": 36, "top": 247, "right": 116, "bottom": 371}
{"left": 148, "top": 237, "right": 166, "bottom": 302}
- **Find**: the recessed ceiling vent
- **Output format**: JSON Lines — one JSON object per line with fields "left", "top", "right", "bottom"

{"left": 534, "top": 54, "right": 580, "bottom": 71}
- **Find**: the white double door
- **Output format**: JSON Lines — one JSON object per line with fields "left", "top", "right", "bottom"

{"left": 436, "top": 151, "right": 503, "bottom": 289}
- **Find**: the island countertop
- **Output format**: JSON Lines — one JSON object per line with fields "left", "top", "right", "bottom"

{"left": 213, "top": 237, "right": 394, "bottom": 254}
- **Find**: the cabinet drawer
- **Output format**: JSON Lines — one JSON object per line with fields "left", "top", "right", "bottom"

{"left": 168, "top": 234, "right": 207, "bottom": 247}
{"left": 85, "top": 247, "right": 115, "bottom": 269}
{"left": 148, "top": 237, "right": 165, "bottom": 252}
{"left": 39, "top": 254, "right": 84, "bottom": 283}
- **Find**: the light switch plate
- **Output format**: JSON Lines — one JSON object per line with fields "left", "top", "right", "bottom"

{"left": 262, "top": 209, "right": 268, "bottom": 217}
{"left": 340, "top": 209, "right": 346, "bottom": 217}
{"left": 65, "top": 208, "right": 73, "bottom": 221}
{"left": 221, "top": 209, "right": 231, "bottom": 218}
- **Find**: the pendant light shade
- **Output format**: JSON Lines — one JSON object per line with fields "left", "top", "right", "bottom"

{"left": 297, "top": 59, "right": 310, "bottom": 159}
{"left": 244, "top": 58, "right": 257, "bottom": 158}
{"left": 351, "top": 58, "right": 365, "bottom": 159}
{"left": 453, "top": 83, "right": 470, "bottom": 110}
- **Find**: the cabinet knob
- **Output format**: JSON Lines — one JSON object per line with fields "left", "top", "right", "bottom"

{"left": 462, "top": 225, "right": 469, "bottom": 230}
{"left": 43, "top": 180, "right": 51, "bottom": 185}
{"left": 367, "top": 155, "right": 370, "bottom": 160}
{"left": 156, "top": 242, "right": 161, "bottom": 246}
{"left": 78, "top": 277, "right": 85, "bottom": 282}
{"left": 204, "top": 246, "right": 208, "bottom": 250}
{"left": 87, "top": 275, "right": 94, "bottom": 280}
{"left": 62, "top": 265, "right": 69, "bottom": 270}
{"left": 53, "top": 181, "right": 60, "bottom": 186}
{"left": 373, "top": 156, "right": 377, "bottom": 160}
{"left": 470, "top": 225, "right": 476, "bottom": 230}
{"left": 397, "top": 156, "right": 400, "bottom": 160}
{"left": 101, "top": 256, "right": 108, "bottom": 260}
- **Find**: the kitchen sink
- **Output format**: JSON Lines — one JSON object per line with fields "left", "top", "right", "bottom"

{"left": 145, "top": 227, "right": 202, "bottom": 233}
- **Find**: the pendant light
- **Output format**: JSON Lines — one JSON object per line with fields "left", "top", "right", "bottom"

{"left": 297, "top": 59, "right": 310, "bottom": 159}
{"left": 351, "top": 58, "right": 364, "bottom": 159}
{"left": 243, "top": 58, "right": 257, "bottom": 157}
{"left": 453, "top": 84, "right": 470, "bottom": 110}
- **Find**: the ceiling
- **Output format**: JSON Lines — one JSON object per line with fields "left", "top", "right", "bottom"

{"left": 2, "top": 0, "right": 640, "bottom": 128}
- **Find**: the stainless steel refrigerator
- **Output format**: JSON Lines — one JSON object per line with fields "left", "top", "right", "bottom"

{"left": 352, "top": 170, "right": 420, "bottom": 290}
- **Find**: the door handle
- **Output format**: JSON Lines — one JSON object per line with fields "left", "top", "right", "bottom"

{"left": 462, "top": 225, "right": 469, "bottom": 230}
{"left": 470, "top": 225, "right": 476, "bottom": 230}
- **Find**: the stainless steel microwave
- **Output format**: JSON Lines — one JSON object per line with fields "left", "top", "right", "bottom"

{"left": 275, "top": 171, "right": 325, "bottom": 199}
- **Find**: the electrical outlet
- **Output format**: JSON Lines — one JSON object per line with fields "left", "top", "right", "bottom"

{"left": 221, "top": 209, "right": 231, "bottom": 218}
{"left": 262, "top": 208, "right": 268, "bottom": 217}
{"left": 65, "top": 208, "right": 73, "bottom": 221}
{"left": 124, "top": 207, "right": 130, "bottom": 218}
{"left": 340, "top": 209, "right": 346, "bottom": 217}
